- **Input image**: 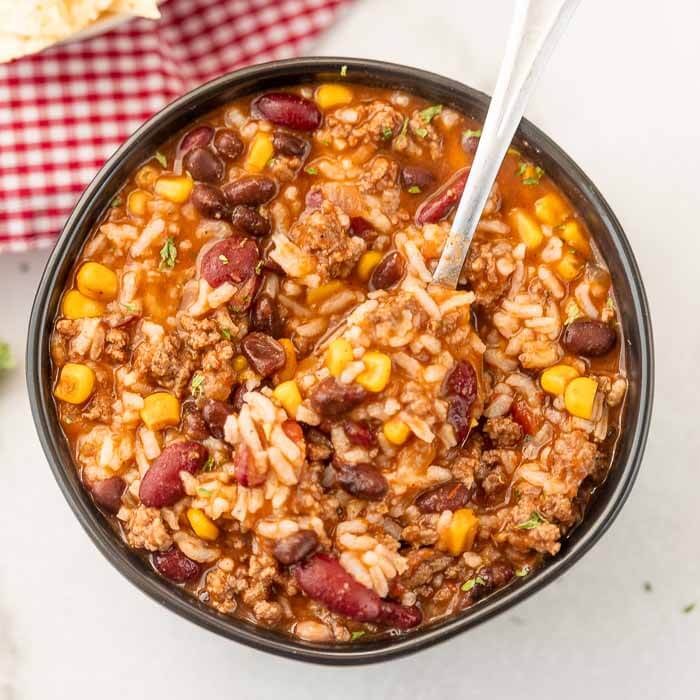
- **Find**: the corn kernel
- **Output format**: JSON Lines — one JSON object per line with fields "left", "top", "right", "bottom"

{"left": 356, "top": 251, "right": 382, "bottom": 282}
{"left": 54, "top": 363, "right": 95, "bottom": 404}
{"left": 564, "top": 377, "right": 598, "bottom": 420}
{"left": 356, "top": 351, "right": 392, "bottom": 393}
{"left": 187, "top": 508, "right": 219, "bottom": 541}
{"left": 306, "top": 280, "right": 345, "bottom": 305}
{"left": 534, "top": 193, "right": 570, "bottom": 227}
{"left": 273, "top": 380, "right": 302, "bottom": 417}
{"left": 558, "top": 220, "right": 591, "bottom": 257}
{"left": 540, "top": 364, "right": 579, "bottom": 396}
{"left": 127, "top": 189, "right": 152, "bottom": 217}
{"left": 383, "top": 417, "right": 411, "bottom": 446}
{"left": 62, "top": 290, "right": 105, "bottom": 319}
{"left": 76, "top": 262, "right": 118, "bottom": 302}
{"left": 556, "top": 248, "right": 585, "bottom": 281}
{"left": 154, "top": 175, "right": 193, "bottom": 203}
{"left": 442, "top": 508, "right": 479, "bottom": 556}
{"left": 325, "top": 338, "right": 353, "bottom": 378}
{"left": 135, "top": 164, "right": 160, "bottom": 189}
{"left": 140, "top": 392, "right": 181, "bottom": 430}
{"left": 245, "top": 131, "right": 274, "bottom": 172}
{"left": 277, "top": 339, "right": 298, "bottom": 382}
{"left": 315, "top": 83, "right": 354, "bottom": 110}
{"left": 233, "top": 355, "right": 248, "bottom": 372}
{"left": 508, "top": 208, "right": 544, "bottom": 250}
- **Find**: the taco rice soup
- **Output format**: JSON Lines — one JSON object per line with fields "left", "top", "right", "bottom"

{"left": 50, "top": 79, "right": 626, "bottom": 642}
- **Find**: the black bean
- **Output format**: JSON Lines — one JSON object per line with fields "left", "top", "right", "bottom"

{"left": 240, "top": 332, "right": 286, "bottom": 377}
{"left": 561, "top": 319, "right": 617, "bottom": 357}
{"left": 213, "top": 128, "right": 244, "bottom": 160}
{"left": 231, "top": 205, "right": 270, "bottom": 237}
{"left": 309, "top": 378, "right": 367, "bottom": 417}
{"left": 183, "top": 148, "right": 225, "bottom": 183}
{"left": 369, "top": 251, "right": 406, "bottom": 291}
{"left": 273, "top": 530, "right": 319, "bottom": 565}
{"left": 336, "top": 463, "right": 388, "bottom": 501}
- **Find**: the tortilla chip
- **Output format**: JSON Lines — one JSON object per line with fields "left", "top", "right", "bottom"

{"left": 107, "top": 0, "right": 160, "bottom": 20}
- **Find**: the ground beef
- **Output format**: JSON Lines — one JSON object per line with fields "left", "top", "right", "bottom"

{"left": 448, "top": 436, "right": 481, "bottom": 489}
{"left": 320, "top": 100, "right": 404, "bottom": 149}
{"left": 287, "top": 200, "right": 365, "bottom": 282}
{"left": 200, "top": 342, "right": 236, "bottom": 401}
{"left": 401, "top": 514, "right": 439, "bottom": 546}
{"left": 476, "top": 449, "right": 519, "bottom": 497}
{"left": 82, "top": 390, "right": 113, "bottom": 423}
{"left": 499, "top": 493, "right": 562, "bottom": 556}
{"left": 206, "top": 567, "right": 237, "bottom": 614}
{"left": 484, "top": 417, "right": 523, "bottom": 448}
{"left": 124, "top": 506, "right": 173, "bottom": 551}
{"left": 549, "top": 430, "right": 597, "bottom": 484}
{"left": 103, "top": 328, "right": 130, "bottom": 363}
{"left": 464, "top": 240, "right": 514, "bottom": 308}
{"left": 391, "top": 108, "right": 443, "bottom": 160}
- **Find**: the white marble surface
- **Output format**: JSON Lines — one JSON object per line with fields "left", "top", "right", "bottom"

{"left": 1, "top": 1, "right": 698, "bottom": 697}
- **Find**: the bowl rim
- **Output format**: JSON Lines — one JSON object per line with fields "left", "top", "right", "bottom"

{"left": 26, "top": 56, "right": 654, "bottom": 665}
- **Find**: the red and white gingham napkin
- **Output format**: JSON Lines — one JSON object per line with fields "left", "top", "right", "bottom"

{"left": 0, "top": 0, "right": 353, "bottom": 253}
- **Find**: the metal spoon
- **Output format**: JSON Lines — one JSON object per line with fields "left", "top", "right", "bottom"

{"left": 432, "top": 0, "right": 581, "bottom": 288}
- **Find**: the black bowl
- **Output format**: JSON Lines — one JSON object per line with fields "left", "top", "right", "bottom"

{"left": 26, "top": 57, "right": 654, "bottom": 664}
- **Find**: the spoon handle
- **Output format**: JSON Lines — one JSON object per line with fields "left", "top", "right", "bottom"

{"left": 432, "top": 0, "right": 580, "bottom": 288}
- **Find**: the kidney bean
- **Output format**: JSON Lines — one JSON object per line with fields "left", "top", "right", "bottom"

{"left": 349, "top": 216, "right": 374, "bottom": 239}
{"left": 343, "top": 419, "right": 377, "bottom": 448}
{"left": 273, "top": 530, "right": 319, "bottom": 565}
{"left": 252, "top": 92, "right": 322, "bottom": 132}
{"left": 415, "top": 167, "right": 470, "bottom": 225}
{"left": 401, "top": 165, "right": 435, "bottom": 191}
{"left": 561, "top": 319, "right": 617, "bottom": 357}
{"left": 294, "top": 554, "right": 421, "bottom": 628}
{"left": 462, "top": 132, "right": 480, "bottom": 154}
{"left": 183, "top": 147, "right": 225, "bottom": 183}
{"left": 415, "top": 480, "right": 473, "bottom": 513}
{"left": 378, "top": 600, "right": 422, "bottom": 629}
{"left": 336, "top": 463, "right": 388, "bottom": 501}
{"left": 229, "top": 271, "right": 260, "bottom": 314}
{"left": 152, "top": 547, "right": 201, "bottom": 583}
{"left": 310, "top": 378, "right": 368, "bottom": 417}
{"left": 234, "top": 442, "right": 266, "bottom": 487}
{"left": 447, "top": 395, "right": 472, "bottom": 445}
{"left": 305, "top": 427, "right": 334, "bottom": 462}
{"left": 182, "top": 402, "right": 208, "bottom": 441}
{"left": 230, "top": 384, "right": 247, "bottom": 412}
{"left": 241, "top": 331, "right": 286, "bottom": 377}
{"left": 179, "top": 125, "right": 214, "bottom": 154}
{"left": 202, "top": 399, "right": 233, "bottom": 439}
{"left": 250, "top": 293, "right": 283, "bottom": 337}
{"left": 200, "top": 237, "right": 259, "bottom": 289}
{"left": 139, "top": 441, "right": 208, "bottom": 508}
{"left": 305, "top": 187, "right": 323, "bottom": 209}
{"left": 510, "top": 396, "right": 540, "bottom": 437}
{"left": 213, "top": 128, "right": 244, "bottom": 160}
{"left": 273, "top": 131, "right": 310, "bottom": 157}
{"left": 465, "top": 563, "right": 514, "bottom": 603}
{"left": 223, "top": 176, "right": 277, "bottom": 207}
{"left": 89, "top": 476, "right": 125, "bottom": 514}
{"left": 191, "top": 184, "right": 229, "bottom": 219}
{"left": 369, "top": 251, "right": 406, "bottom": 291}
{"left": 231, "top": 205, "right": 270, "bottom": 237}
{"left": 441, "top": 361, "right": 477, "bottom": 406}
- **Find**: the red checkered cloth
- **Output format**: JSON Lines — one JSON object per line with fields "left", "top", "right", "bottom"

{"left": 0, "top": 0, "right": 353, "bottom": 253}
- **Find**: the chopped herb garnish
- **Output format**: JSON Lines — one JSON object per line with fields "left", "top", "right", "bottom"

{"left": 414, "top": 126, "right": 428, "bottom": 138}
{"left": 683, "top": 602, "right": 696, "bottom": 614}
{"left": 305, "top": 166, "right": 318, "bottom": 175}
{"left": 515, "top": 566, "right": 531, "bottom": 577}
{"left": 398, "top": 117, "right": 408, "bottom": 140}
{"left": 381, "top": 126, "right": 394, "bottom": 140}
{"left": 0, "top": 342, "right": 14, "bottom": 371}
{"left": 340, "top": 64, "right": 348, "bottom": 77}
{"left": 350, "top": 630, "right": 365, "bottom": 640}
{"left": 220, "top": 328, "right": 232, "bottom": 340}
{"left": 159, "top": 236, "right": 177, "bottom": 270}
{"left": 517, "top": 162, "right": 527, "bottom": 177}
{"left": 508, "top": 147, "right": 521, "bottom": 157}
{"left": 202, "top": 456, "right": 215, "bottom": 472}
{"left": 419, "top": 104, "right": 442, "bottom": 123}
{"left": 122, "top": 302, "right": 138, "bottom": 314}
{"left": 267, "top": 157, "right": 277, "bottom": 168}
{"left": 110, "top": 196, "right": 122, "bottom": 208}
{"left": 643, "top": 581, "right": 653, "bottom": 592}
{"left": 517, "top": 512, "right": 546, "bottom": 530}
{"left": 255, "top": 259, "right": 264, "bottom": 275}
{"left": 190, "top": 372, "right": 205, "bottom": 397}
{"left": 321, "top": 138, "right": 331, "bottom": 146}
{"left": 197, "top": 487, "right": 212, "bottom": 497}
{"left": 606, "top": 297, "right": 615, "bottom": 310}
{"left": 463, "top": 129, "right": 482, "bottom": 139}
{"left": 407, "top": 185, "right": 421, "bottom": 194}
{"left": 461, "top": 576, "right": 486, "bottom": 592}
{"left": 565, "top": 300, "right": 581, "bottom": 325}
{"left": 154, "top": 151, "right": 167, "bottom": 168}
{"left": 218, "top": 254, "right": 229, "bottom": 265}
